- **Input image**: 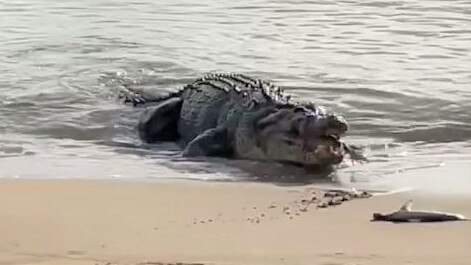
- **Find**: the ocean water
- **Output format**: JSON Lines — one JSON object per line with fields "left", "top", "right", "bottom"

{"left": 1, "top": 0, "right": 470, "bottom": 192}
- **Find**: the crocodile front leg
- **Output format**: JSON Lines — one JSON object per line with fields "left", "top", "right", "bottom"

{"left": 182, "top": 127, "right": 231, "bottom": 157}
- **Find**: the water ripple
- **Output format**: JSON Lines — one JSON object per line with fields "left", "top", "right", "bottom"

{"left": 0, "top": 0, "right": 470, "bottom": 184}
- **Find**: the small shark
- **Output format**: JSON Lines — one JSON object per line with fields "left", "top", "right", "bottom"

{"left": 372, "top": 200, "right": 470, "bottom": 223}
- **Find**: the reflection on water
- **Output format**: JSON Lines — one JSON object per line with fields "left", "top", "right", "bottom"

{"left": 0, "top": 0, "right": 470, "bottom": 191}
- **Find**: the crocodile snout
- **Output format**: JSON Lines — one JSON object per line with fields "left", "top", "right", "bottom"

{"left": 323, "top": 114, "right": 348, "bottom": 139}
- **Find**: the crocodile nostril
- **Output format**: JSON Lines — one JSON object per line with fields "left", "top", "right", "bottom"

{"left": 327, "top": 114, "right": 348, "bottom": 134}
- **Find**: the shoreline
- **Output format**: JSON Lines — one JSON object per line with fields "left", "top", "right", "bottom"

{"left": 2, "top": 158, "right": 470, "bottom": 195}
{"left": 0, "top": 178, "right": 470, "bottom": 265}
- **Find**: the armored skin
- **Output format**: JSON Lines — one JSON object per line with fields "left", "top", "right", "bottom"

{"left": 123, "top": 73, "right": 355, "bottom": 167}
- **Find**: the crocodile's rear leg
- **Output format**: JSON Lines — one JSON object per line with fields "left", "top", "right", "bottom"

{"left": 182, "top": 127, "right": 231, "bottom": 157}
{"left": 138, "top": 97, "right": 183, "bottom": 142}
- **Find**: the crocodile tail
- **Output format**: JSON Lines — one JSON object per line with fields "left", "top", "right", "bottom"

{"left": 119, "top": 84, "right": 184, "bottom": 107}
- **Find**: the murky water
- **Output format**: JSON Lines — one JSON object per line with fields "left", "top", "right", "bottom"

{"left": 1, "top": 0, "right": 470, "bottom": 191}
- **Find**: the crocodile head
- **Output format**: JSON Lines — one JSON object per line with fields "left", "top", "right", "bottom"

{"left": 251, "top": 105, "right": 349, "bottom": 167}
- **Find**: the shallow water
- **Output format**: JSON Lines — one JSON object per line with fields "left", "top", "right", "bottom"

{"left": 1, "top": 0, "right": 470, "bottom": 192}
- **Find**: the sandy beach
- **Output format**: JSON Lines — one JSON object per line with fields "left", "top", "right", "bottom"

{"left": 0, "top": 177, "right": 470, "bottom": 265}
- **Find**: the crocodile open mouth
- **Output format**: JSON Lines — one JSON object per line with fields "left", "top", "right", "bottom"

{"left": 322, "top": 132, "right": 345, "bottom": 158}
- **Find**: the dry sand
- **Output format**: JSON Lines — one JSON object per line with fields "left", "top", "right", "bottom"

{"left": 0, "top": 178, "right": 470, "bottom": 265}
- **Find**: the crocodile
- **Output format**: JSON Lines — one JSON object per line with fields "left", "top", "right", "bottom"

{"left": 121, "top": 73, "right": 361, "bottom": 167}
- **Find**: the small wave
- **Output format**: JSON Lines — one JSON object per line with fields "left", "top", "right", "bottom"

{"left": 26, "top": 123, "right": 117, "bottom": 141}
{"left": 391, "top": 125, "right": 471, "bottom": 143}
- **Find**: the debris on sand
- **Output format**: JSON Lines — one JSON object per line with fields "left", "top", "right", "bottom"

{"left": 192, "top": 188, "right": 374, "bottom": 225}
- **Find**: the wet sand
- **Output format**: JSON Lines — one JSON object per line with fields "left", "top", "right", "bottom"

{"left": 0, "top": 178, "right": 470, "bottom": 265}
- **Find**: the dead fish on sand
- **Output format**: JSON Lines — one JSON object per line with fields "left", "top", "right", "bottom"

{"left": 372, "top": 200, "right": 469, "bottom": 223}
